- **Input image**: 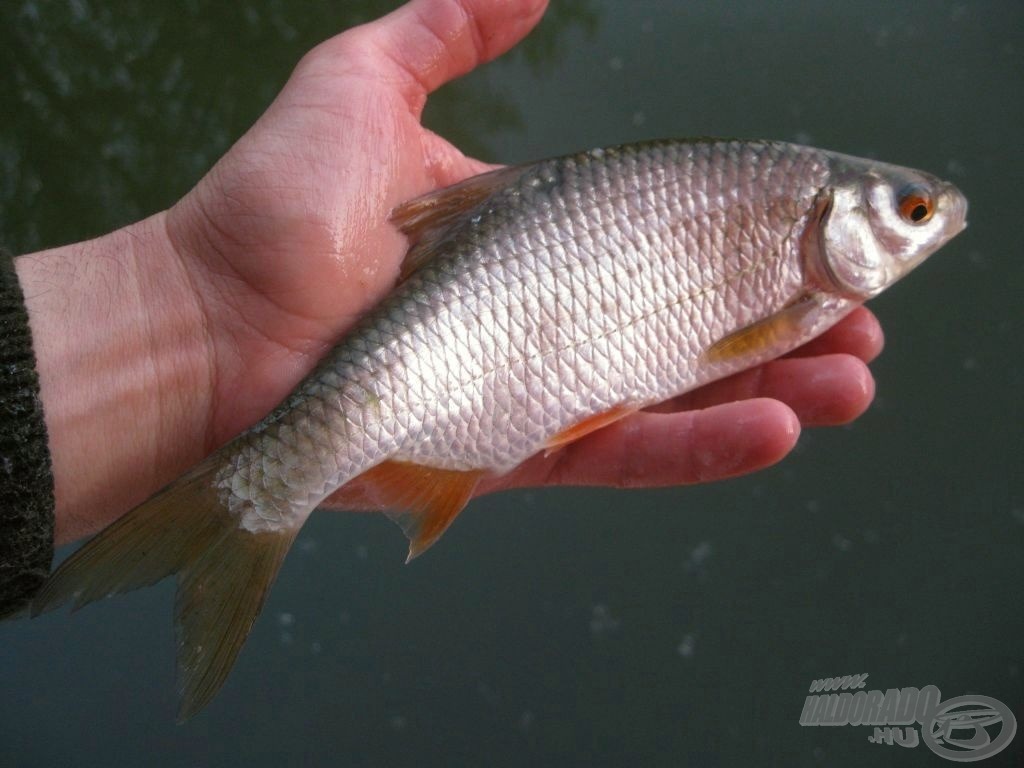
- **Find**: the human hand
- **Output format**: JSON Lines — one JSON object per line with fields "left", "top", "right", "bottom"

{"left": 17, "top": 0, "right": 879, "bottom": 544}
{"left": 165, "top": 0, "right": 880, "bottom": 505}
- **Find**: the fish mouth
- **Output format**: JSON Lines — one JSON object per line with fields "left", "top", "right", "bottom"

{"left": 940, "top": 180, "right": 969, "bottom": 237}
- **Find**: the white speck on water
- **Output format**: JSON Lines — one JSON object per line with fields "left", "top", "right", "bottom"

{"left": 1009, "top": 664, "right": 1019, "bottom": 678}
{"left": 793, "top": 130, "right": 813, "bottom": 145}
{"left": 677, "top": 633, "right": 697, "bottom": 658}
{"left": 355, "top": 544, "right": 369, "bottom": 560}
{"left": 640, "top": 19, "right": 653, "bottom": 34}
{"left": 813, "top": 746, "right": 826, "bottom": 761}
{"left": 389, "top": 715, "right": 407, "bottom": 731}
{"left": 962, "top": 357, "right": 978, "bottom": 371}
{"left": 279, "top": 630, "right": 293, "bottom": 646}
{"left": 589, "top": 604, "right": 620, "bottom": 636}
{"left": 519, "top": 710, "right": 535, "bottom": 731}
{"left": 608, "top": 56, "right": 624, "bottom": 71}
{"left": 945, "top": 158, "right": 967, "bottom": 177}
{"left": 806, "top": 499, "right": 820, "bottom": 514}
{"left": 278, "top": 612, "right": 295, "bottom": 627}
{"left": 968, "top": 250, "right": 987, "bottom": 268}
{"left": 631, "top": 111, "right": 646, "bottom": 127}
{"left": 863, "top": 529, "right": 879, "bottom": 545}
{"left": 1011, "top": 509, "right": 1024, "bottom": 525}
{"left": 310, "top": 641, "right": 322, "bottom": 655}
{"left": 684, "top": 541, "right": 713, "bottom": 578}
{"left": 896, "top": 632, "right": 908, "bottom": 647}
{"left": 832, "top": 534, "right": 853, "bottom": 552}
{"left": 298, "top": 538, "right": 317, "bottom": 554}
{"left": 949, "top": 4, "right": 968, "bottom": 22}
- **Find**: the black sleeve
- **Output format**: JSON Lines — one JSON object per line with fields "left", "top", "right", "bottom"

{"left": 0, "top": 250, "right": 55, "bottom": 618}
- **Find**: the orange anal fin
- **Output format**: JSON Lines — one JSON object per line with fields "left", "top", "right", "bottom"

{"left": 704, "top": 295, "right": 821, "bottom": 363}
{"left": 350, "top": 461, "right": 486, "bottom": 562}
{"left": 544, "top": 404, "right": 635, "bottom": 457}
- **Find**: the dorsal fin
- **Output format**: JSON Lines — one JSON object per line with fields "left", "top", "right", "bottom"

{"left": 389, "top": 165, "right": 526, "bottom": 281}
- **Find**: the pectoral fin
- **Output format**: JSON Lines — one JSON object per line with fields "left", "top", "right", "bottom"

{"left": 350, "top": 461, "right": 486, "bottom": 562}
{"left": 704, "top": 295, "right": 821, "bottom": 363}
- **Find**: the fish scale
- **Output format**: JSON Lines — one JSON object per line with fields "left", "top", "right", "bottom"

{"left": 30, "top": 138, "right": 967, "bottom": 720}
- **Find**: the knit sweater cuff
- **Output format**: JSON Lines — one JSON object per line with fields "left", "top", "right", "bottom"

{"left": 0, "top": 249, "right": 55, "bottom": 618}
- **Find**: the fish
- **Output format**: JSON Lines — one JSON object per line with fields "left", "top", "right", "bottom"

{"left": 29, "top": 139, "right": 968, "bottom": 720}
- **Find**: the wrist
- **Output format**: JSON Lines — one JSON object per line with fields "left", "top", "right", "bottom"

{"left": 15, "top": 212, "right": 213, "bottom": 544}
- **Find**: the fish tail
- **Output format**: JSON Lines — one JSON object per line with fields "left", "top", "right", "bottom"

{"left": 31, "top": 451, "right": 298, "bottom": 722}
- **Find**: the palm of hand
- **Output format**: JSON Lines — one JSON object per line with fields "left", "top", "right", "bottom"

{"left": 166, "top": 35, "right": 488, "bottom": 448}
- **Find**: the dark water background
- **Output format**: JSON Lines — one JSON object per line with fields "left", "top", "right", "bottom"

{"left": 1, "top": 2, "right": 1022, "bottom": 766}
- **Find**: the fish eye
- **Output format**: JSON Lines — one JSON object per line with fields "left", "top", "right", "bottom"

{"left": 897, "top": 185, "right": 934, "bottom": 224}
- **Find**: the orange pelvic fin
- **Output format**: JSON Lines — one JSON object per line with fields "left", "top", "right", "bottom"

{"left": 704, "top": 295, "right": 821, "bottom": 363}
{"left": 352, "top": 460, "right": 486, "bottom": 562}
{"left": 544, "top": 404, "right": 634, "bottom": 457}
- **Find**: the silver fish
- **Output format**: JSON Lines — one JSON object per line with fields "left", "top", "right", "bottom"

{"left": 32, "top": 139, "right": 967, "bottom": 719}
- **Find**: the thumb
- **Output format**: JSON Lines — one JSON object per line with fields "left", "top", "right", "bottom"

{"left": 314, "top": 0, "right": 549, "bottom": 116}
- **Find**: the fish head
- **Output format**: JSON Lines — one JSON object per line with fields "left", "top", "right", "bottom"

{"left": 811, "top": 155, "right": 968, "bottom": 299}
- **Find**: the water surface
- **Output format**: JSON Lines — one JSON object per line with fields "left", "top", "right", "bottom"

{"left": 1, "top": 2, "right": 1021, "bottom": 766}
